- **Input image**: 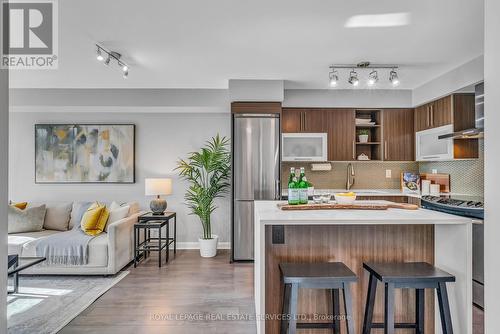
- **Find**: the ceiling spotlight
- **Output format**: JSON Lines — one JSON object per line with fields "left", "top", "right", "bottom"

{"left": 329, "top": 70, "right": 339, "bottom": 87}
{"left": 121, "top": 64, "right": 128, "bottom": 72}
{"left": 389, "top": 69, "right": 400, "bottom": 86}
{"left": 104, "top": 54, "right": 111, "bottom": 65}
{"left": 348, "top": 70, "right": 359, "bottom": 86}
{"left": 367, "top": 70, "right": 379, "bottom": 86}
{"left": 96, "top": 48, "right": 104, "bottom": 61}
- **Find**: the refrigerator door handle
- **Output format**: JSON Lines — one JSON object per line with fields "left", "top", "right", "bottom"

{"left": 275, "top": 180, "right": 281, "bottom": 200}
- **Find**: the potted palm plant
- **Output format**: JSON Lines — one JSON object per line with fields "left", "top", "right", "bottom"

{"left": 175, "top": 134, "right": 231, "bottom": 257}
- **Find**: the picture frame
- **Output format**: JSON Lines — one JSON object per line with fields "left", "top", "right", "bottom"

{"left": 34, "top": 124, "right": 135, "bottom": 184}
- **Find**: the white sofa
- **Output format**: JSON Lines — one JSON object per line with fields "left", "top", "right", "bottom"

{"left": 8, "top": 201, "right": 145, "bottom": 275}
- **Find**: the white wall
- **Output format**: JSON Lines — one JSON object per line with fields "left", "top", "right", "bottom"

{"left": 484, "top": 0, "right": 500, "bottom": 332}
{"left": 8, "top": 111, "right": 232, "bottom": 246}
{"left": 229, "top": 79, "right": 284, "bottom": 102}
{"left": 412, "top": 56, "right": 484, "bottom": 106}
{"left": 0, "top": 45, "right": 8, "bottom": 334}
{"left": 283, "top": 89, "right": 413, "bottom": 108}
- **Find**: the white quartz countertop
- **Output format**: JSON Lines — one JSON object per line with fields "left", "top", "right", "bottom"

{"left": 281, "top": 188, "right": 470, "bottom": 198}
{"left": 255, "top": 200, "right": 474, "bottom": 225}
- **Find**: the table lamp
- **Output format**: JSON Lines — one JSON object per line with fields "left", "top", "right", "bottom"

{"left": 145, "top": 178, "right": 172, "bottom": 215}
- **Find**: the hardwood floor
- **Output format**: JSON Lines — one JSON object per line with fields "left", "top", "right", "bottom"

{"left": 60, "top": 249, "right": 484, "bottom": 334}
{"left": 60, "top": 250, "right": 255, "bottom": 334}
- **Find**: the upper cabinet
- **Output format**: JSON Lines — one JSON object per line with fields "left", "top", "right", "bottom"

{"left": 383, "top": 109, "right": 415, "bottom": 161}
{"left": 282, "top": 108, "right": 325, "bottom": 133}
{"left": 282, "top": 109, "right": 303, "bottom": 133}
{"left": 414, "top": 96, "right": 452, "bottom": 132}
{"left": 415, "top": 93, "right": 478, "bottom": 160}
{"left": 325, "top": 109, "right": 355, "bottom": 161}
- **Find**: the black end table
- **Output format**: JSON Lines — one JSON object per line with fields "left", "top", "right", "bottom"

{"left": 7, "top": 256, "right": 46, "bottom": 294}
{"left": 135, "top": 212, "right": 176, "bottom": 267}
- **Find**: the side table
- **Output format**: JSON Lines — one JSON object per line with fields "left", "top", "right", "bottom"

{"left": 135, "top": 212, "right": 176, "bottom": 267}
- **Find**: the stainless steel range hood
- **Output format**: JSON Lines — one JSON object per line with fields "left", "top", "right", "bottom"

{"left": 438, "top": 82, "right": 484, "bottom": 140}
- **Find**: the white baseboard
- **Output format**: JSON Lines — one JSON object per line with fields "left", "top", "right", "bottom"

{"left": 176, "top": 242, "right": 230, "bottom": 250}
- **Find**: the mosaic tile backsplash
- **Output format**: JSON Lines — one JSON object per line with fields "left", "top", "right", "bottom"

{"left": 282, "top": 140, "right": 484, "bottom": 196}
{"left": 282, "top": 161, "right": 419, "bottom": 190}
{"left": 419, "top": 140, "right": 484, "bottom": 196}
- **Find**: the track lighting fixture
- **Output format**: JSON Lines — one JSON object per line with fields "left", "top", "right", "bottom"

{"left": 328, "top": 62, "right": 399, "bottom": 88}
{"left": 348, "top": 70, "right": 359, "bottom": 86}
{"left": 95, "top": 44, "right": 130, "bottom": 78}
{"left": 389, "top": 68, "right": 400, "bottom": 86}
{"left": 367, "top": 70, "right": 378, "bottom": 86}
{"left": 329, "top": 70, "right": 339, "bottom": 87}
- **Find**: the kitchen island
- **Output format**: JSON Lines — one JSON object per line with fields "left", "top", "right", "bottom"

{"left": 254, "top": 200, "right": 475, "bottom": 334}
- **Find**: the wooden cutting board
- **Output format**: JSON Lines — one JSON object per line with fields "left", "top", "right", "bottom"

{"left": 420, "top": 173, "right": 451, "bottom": 193}
{"left": 278, "top": 201, "right": 418, "bottom": 211}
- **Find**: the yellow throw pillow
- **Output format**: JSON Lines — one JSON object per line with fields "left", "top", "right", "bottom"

{"left": 11, "top": 202, "right": 28, "bottom": 210}
{"left": 80, "top": 202, "right": 110, "bottom": 236}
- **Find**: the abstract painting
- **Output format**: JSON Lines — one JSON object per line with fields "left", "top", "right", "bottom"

{"left": 35, "top": 124, "right": 135, "bottom": 183}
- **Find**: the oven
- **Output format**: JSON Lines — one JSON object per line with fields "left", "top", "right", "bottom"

{"left": 421, "top": 195, "right": 484, "bottom": 309}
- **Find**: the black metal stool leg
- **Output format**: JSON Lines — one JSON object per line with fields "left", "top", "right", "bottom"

{"left": 416, "top": 288, "right": 425, "bottom": 334}
{"left": 342, "top": 282, "right": 355, "bottom": 334}
{"left": 281, "top": 283, "right": 291, "bottom": 334}
{"left": 288, "top": 283, "right": 299, "bottom": 334}
{"left": 362, "top": 273, "right": 377, "bottom": 334}
{"left": 437, "top": 282, "right": 454, "bottom": 334}
{"left": 332, "top": 288, "right": 340, "bottom": 334}
{"left": 384, "top": 282, "right": 395, "bottom": 334}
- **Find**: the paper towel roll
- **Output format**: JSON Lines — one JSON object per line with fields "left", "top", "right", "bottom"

{"left": 430, "top": 184, "right": 441, "bottom": 196}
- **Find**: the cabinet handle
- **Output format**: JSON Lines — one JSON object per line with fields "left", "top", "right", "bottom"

{"left": 430, "top": 105, "right": 434, "bottom": 127}
{"left": 384, "top": 140, "right": 388, "bottom": 160}
{"left": 303, "top": 112, "right": 306, "bottom": 131}
{"left": 352, "top": 141, "right": 355, "bottom": 160}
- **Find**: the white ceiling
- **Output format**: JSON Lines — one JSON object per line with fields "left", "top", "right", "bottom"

{"left": 9, "top": 0, "right": 484, "bottom": 89}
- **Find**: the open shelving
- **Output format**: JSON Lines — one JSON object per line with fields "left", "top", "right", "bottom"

{"left": 354, "top": 109, "right": 383, "bottom": 161}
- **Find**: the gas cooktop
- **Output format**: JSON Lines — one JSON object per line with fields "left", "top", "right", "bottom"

{"left": 421, "top": 195, "right": 484, "bottom": 219}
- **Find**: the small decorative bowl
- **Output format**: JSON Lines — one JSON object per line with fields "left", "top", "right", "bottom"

{"left": 334, "top": 193, "right": 357, "bottom": 205}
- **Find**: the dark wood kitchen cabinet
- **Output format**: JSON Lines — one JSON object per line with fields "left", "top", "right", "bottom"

{"left": 281, "top": 109, "right": 303, "bottom": 132}
{"left": 414, "top": 96, "right": 452, "bottom": 132}
{"left": 415, "top": 104, "right": 430, "bottom": 132}
{"left": 325, "top": 109, "right": 355, "bottom": 161}
{"left": 383, "top": 109, "right": 415, "bottom": 161}
{"left": 282, "top": 108, "right": 325, "bottom": 133}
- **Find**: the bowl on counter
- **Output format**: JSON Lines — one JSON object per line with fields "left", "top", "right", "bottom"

{"left": 334, "top": 192, "right": 357, "bottom": 205}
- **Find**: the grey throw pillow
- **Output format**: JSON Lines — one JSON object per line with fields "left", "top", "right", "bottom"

{"left": 8, "top": 205, "right": 47, "bottom": 234}
{"left": 43, "top": 202, "right": 73, "bottom": 231}
{"left": 69, "top": 202, "right": 92, "bottom": 230}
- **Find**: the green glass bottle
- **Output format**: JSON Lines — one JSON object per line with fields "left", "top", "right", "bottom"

{"left": 298, "top": 167, "right": 308, "bottom": 204}
{"left": 287, "top": 167, "right": 299, "bottom": 205}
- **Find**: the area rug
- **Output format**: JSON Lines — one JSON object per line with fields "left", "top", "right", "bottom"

{"left": 7, "top": 271, "right": 129, "bottom": 334}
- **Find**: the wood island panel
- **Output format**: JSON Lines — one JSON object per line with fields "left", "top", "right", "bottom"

{"left": 265, "top": 224, "right": 434, "bottom": 334}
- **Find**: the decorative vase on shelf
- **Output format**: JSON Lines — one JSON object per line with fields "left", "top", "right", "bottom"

{"left": 359, "top": 134, "right": 369, "bottom": 143}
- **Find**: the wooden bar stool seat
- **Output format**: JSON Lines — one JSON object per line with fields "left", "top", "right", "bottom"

{"left": 362, "top": 262, "right": 456, "bottom": 334}
{"left": 279, "top": 262, "right": 357, "bottom": 334}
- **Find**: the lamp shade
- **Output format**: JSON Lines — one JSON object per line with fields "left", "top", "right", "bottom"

{"left": 145, "top": 178, "right": 172, "bottom": 196}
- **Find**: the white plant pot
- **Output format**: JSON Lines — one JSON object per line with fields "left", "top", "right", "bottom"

{"left": 358, "top": 134, "right": 369, "bottom": 143}
{"left": 198, "top": 234, "right": 219, "bottom": 258}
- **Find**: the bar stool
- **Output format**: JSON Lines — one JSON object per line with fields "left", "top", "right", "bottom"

{"left": 279, "top": 262, "right": 357, "bottom": 334}
{"left": 362, "top": 262, "right": 456, "bottom": 334}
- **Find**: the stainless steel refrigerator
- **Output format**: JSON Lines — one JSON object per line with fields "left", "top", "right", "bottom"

{"left": 232, "top": 113, "right": 280, "bottom": 261}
